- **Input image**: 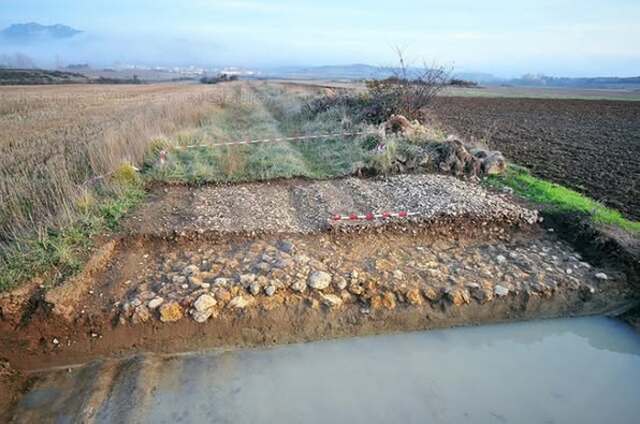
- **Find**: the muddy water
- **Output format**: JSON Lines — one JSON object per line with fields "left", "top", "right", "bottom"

{"left": 14, "top": 317, "right": 640, "bottom": 423}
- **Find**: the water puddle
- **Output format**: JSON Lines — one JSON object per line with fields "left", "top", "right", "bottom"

{"left": 16, "top": 317, "right": 640, "bottom": 423}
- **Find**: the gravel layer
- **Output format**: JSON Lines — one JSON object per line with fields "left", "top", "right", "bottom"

{"left": 128, "top": 175, "right": 538, "bottom": 237}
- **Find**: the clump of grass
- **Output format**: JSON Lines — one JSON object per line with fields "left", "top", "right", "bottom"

{"left": 487, "top": 166, "right": 640, "bottom": 233}
{"left": 0, "top": 164, "right": 145, "bottom": 292}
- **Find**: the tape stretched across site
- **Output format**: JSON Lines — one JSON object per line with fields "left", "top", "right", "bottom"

{"left": 170, "top": 130, "right": 380, "bottom": 149}
{"left": 331, "top": 211, "right": 419, "bottom": 222}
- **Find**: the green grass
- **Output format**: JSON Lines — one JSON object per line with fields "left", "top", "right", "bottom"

{"left": 487, "top": 166, "right": 640, "bottom": 234}
{"left": 145, "top": 83, "right": 374, "bottom": 184}
{"left": 0, "top": 164, "right": 145, "bottom": 293}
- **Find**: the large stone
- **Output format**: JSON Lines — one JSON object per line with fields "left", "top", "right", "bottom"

{"left": 191, "top": 308, "right": 215, "bottom": 323}
{"left": 215, "top": 288, "right": 232, "bottom": 303}
{"left": 182, "top": 265, "right": 200, "bottom": 276}
{"left": 470, "top": 286, "right": 493, "bottom": 304}
{"left": 308, "top": 271, "right": 332, "bottom": 290}
{"left": 422, "top": 286, "right": 441, "bottom": 302}
{"left": 321, "top": 294, "right": 343, "bottom": 308}
{"left": 384, "top": 114, "right": 413, "bottom": 134}
{"left": 159, "top": 302, "right": 184, "bottom": 322}
{"left": 446, "top": 288, "right": 470, "bottom": 305}
{"left": 239, "top": 274, "right": 256, "bottom": 285}
{"left": 494, "top": 285, "right": 510, "bottom": 297}
{"left": 382, "top": 292, "right": 397, "bottom": 310}
{"left": 349, "top": 284, "right": 364, "bottom": 296}
{"left": 291, "top": 280, "right": 307, "bottom": 292}
{"left": 172, "top": 275, "right": 187, "bottom": 285}
{"left": 406, "top": 288, "right": 423, "bottom": 305}
{"left": 132, "top": 305, "right": 151, "bottom": 324}
{"left": 595, "top": 272, "right": 608, "bottom": 281}
{"left": 228, "top": 296, "right": 252, "bottom": 309}
{"left": 334, "top": 276, "right": 348, "bottom": 291}
{"left": 249, "top": 282, "right": 261, "bottom": 296}
{"left": 193, "top": 294, "right": 217, "bottom": 313}
{"left": 147, "top": 297, "right": 164, "bottom": 310}
{"left": 482, "top": 152, "right": 506, "bottom": 175}
{"left": 189, "top": 275, "right": 205, "bottom": 287}
{"left": 213, "top": 277, "right": 231, "bottom": 287}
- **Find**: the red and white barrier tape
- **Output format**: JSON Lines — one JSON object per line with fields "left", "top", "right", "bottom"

{"left": 171, "top": 130, "right": 378, "bottom": 150}
{"left": 330, "top": 211, "right": 419, "bottom": 222}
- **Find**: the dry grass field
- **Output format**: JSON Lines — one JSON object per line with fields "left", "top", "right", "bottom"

{"left": 0, "top": 83, "right": 233, "bottom": 245}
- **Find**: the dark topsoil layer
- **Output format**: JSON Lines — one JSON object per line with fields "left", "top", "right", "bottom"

{"left": 430, "top": 97, "right": 640, "bottom": 220}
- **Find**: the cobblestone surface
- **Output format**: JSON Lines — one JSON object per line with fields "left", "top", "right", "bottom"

{"left": 117, "top": 233, "right": 621, "bottom": 324}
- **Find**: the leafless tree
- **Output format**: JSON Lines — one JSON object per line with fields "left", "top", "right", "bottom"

{"left": 365, "top": 48, "right": 451, "bottom": 121}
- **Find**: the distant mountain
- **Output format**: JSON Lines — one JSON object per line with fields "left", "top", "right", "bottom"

{"left": 0, "top": 23, "right": 82, "bottom": 42}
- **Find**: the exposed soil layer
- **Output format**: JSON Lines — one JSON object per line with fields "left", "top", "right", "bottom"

{"left": 0, "top": 228, "right": 635, "bottom": 372}
{"left": 430, "top": 97, "right": 640, "bottom": 220}
{"left": 128, "top": 175, "right": 538, "bottom": 238}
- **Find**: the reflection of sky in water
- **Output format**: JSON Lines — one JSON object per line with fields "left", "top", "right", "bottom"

{"left": 17, "top": 317, "right": 640, "bottom": 424}
{"left": 145, "top": 317, "right": 640, "bottom": 424}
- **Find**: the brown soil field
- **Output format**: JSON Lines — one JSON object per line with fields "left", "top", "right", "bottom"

{"left": 430, "top": 97, "right": 640, "bottom": 220}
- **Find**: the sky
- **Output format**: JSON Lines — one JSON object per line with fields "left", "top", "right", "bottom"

{"left": 1, "top": 0, "right": 639, "bottom": 77}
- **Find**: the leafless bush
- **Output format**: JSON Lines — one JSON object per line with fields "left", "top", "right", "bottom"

{"left": 365, "top": 49, "right": 451, "bottom": 122}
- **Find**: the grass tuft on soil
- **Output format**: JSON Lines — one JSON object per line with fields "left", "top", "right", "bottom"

{"left": 0, "top": 164, "right": 145, "bottom": 293}
{"left": 487, "top": 166, "right": 640, "bottom": 234}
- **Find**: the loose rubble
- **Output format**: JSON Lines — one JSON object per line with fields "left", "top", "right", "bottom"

{"left": 116, "top": 232, "right": 623, "bottom": 325}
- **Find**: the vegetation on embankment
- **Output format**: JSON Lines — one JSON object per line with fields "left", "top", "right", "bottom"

{"left": 144, "top": 83, "right": 458, "bottom": 185}
{"left": 0, "top": 165, "right": 144, "bottom": 292}
{"left": 0, "top": 83, "right": 233, "bottom": 292}
{"left": 487, "top": 166, "right": 640, "bottom": 234}
{"left": 0, "top": 83, "right": 227, "bottom": 247}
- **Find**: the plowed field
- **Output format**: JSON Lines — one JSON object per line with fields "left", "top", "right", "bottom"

{"left": 431, "top": 97, "right": 640, "bottom": 220}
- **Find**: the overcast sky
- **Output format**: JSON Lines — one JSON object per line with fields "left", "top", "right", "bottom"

{"left": 1, "top": 0, "right": 639, "bottom": 77}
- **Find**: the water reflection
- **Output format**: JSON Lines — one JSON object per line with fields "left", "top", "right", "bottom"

{"left": 15, "top": 317, "right": 640, "bottom": 424}
{"left": 144, "top": 317, "right": 640, "bottom": 424}
{"left": 418, "top": 317, "right": 640, "bottom": 355}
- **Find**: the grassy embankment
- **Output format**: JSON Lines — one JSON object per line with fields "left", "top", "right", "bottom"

{"left": 0, "top": 83, "right": 229, "bottom": 292}
{"left": 487, "top": 166, "right": 640, "bottom": 234}
{"left": 145, "top": 83, "right": 377, "bottom": 183}
{"left": 0, "top": 167, "right": 144, "bottom": 292}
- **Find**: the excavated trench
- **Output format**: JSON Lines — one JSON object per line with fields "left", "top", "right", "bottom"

{"left": 1, "top": 174, "right": 638, "bottom": 421}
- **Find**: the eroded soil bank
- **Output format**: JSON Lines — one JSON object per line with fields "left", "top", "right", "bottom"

{"left": 0, "top": 227, "right": 635, "bottom": 372}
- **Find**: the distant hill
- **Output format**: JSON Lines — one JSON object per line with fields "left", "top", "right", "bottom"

{"left": 509, "top": 74, "right": 640, "bottom": 89}
{"left": 262, "top": 64, "right": 640, "bottom": 90}
{"left": 0, "top": 23, "right": 82, "bottom": 42}
{"left": 0, "top": 68, "right": 151, "bottom": 85}
{"left": 0, "top": 68, "right": 89, "bottom": 85}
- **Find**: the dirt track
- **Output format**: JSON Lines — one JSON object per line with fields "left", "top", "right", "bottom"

{"left": 431, "top": 97, "right": 640, "bottom": 220}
